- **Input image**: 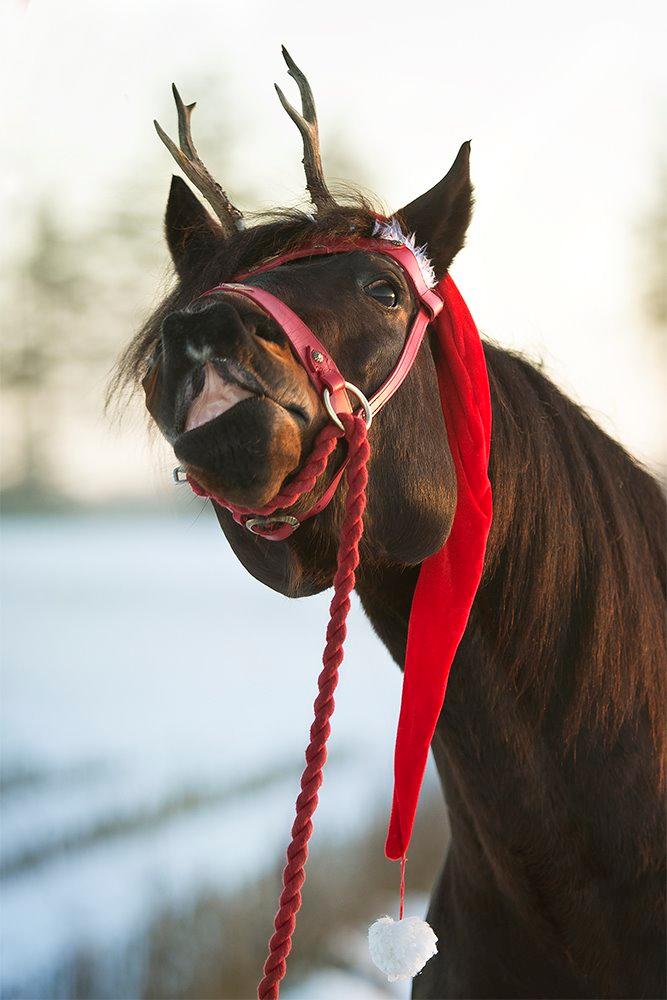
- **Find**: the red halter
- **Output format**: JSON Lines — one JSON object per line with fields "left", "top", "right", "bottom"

{"left": 182, "top": 236, "right": 444, "bottom": 539}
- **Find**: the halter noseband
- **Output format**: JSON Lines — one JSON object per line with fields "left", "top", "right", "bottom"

{"left": 177, "top": 235, "right": 444, "bottom": 539}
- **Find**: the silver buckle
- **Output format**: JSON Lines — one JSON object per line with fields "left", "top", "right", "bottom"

{"left": 245, "top": 514, "right": 300, "bottom": 535}
{"left": 172, "top": 466, "right": 188, "bottom": 484}
{"left": 322, "top": 381, "right": 373, "bottom": 431}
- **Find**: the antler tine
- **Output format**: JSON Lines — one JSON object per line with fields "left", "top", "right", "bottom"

{"left": 275, "top": 46, "right": 336, "bottom": 213}
{"left": 172, "top": 85, "right": 198, "bottom": 160}
{"left": 154, "top": 84, "right": 244, "bottom": 238}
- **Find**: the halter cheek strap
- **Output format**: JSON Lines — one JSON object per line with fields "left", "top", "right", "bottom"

{"left": 216, "top": 284, "right": 355, "bottom": 423}
{"left": 181, "top": 237, "right": 444, "bottom": 538}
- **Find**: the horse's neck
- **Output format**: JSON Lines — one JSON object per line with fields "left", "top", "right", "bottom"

{"left": 355, "top": 342, "right": 665, "bottom": 933}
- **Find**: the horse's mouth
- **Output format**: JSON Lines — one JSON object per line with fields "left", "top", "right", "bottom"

{"left": 172, "top": 356, "right": 310, "bottom": 507}
{"left": 184, "top": 361, "right": 252, "bottom": 432}
{"left": 180, "top": 359, "right": 308, "bottom": 434}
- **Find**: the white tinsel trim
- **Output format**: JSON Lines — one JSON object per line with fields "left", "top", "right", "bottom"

{"left": 372, "top": 218, "right": 436, "bottom": 288}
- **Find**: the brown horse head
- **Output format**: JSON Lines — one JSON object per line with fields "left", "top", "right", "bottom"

{"left": 121, "top": 49, "right": 473, "bottom": 596}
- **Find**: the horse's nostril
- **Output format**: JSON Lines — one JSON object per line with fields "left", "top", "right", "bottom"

{"left": 252, "top": 314, "right": 287, "bottom": 347}
{"left": 161, "top": 301, "right": 257, "bottom": 367}
{"left": 160, "top": 310, "right": 215, "bottom": 371}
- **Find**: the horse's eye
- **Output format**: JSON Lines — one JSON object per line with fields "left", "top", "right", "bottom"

{"left": 364, "top": 279, "right": 398, "bottom": 308}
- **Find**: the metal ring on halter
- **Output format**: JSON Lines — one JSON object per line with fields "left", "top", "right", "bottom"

{"left": 323, "top": 382, "right": 373, "bottom": 432}
{"left": 245, "top": 514, "right": 300, "bottom": 535}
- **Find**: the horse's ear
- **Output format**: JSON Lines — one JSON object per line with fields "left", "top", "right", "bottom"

{"left": 397, "top": 141, "right": 473, "bottom": 279}
{"left": 165, "top": 175, "right": 224, "bottom": 278}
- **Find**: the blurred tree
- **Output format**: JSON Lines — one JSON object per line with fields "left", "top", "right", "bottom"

{"left": 635, "top": 155, "right": 667, "bottom": 471}
{"left": 0, "top": 194, "right": 166, "bottom": 510}
{"left": 0, "top": 208, "right": 88, "bottom": 502}
{"left": 639, "top": 158, "right": 667, "bottom": 345}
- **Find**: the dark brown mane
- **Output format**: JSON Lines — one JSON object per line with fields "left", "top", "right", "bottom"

{"left": 107, "top": 200, "right": 380, "bottom": 408}
{"left": 480, "top": 343, "right": 666, "bottom": 769}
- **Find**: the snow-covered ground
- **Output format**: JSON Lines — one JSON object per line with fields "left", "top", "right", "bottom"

{"left": 1, "top": 515, "right": 423, "bottom": 998}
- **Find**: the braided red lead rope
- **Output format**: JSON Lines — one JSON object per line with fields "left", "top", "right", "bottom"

{"left": 256, "top": 412, "right": 370, "bottom": 999}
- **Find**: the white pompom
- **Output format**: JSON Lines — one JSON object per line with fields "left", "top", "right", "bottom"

{"left": 368, "top": 915, "right": 438, "bottom": 982}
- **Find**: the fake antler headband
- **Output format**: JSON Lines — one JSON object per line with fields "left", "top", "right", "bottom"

{"left": 154, "top": 83, "right": 245, "bottom": 237}
{"left": 154, "top": 47, "right": 337, "bottom": 226}
{"left": 274, "top": 45, "right": 337, "bottom": 213}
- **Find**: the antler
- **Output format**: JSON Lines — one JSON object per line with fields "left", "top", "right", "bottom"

{"left": 275, "top": 46, "right": 337, "bottom": 214}
{"left": 154, "top": 84, "right": 244, "bottom": 238}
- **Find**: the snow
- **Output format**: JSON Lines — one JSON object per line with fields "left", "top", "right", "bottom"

{"left": 284, "top": 968, "right": 396, "bottom": 999}
{"left": 0, "top": 514, "right": 410, "bottom": 995}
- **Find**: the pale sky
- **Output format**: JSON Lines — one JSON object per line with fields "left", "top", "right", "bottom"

{"left": 1, "top": 0, "right": 665, "bottom": 501}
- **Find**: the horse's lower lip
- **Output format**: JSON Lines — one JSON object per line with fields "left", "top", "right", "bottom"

{"left": 172, "top": 391, "right": 306, "bottom": 508}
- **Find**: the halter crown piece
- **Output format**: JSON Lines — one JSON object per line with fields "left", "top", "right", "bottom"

{"left": 173, "top": 221, "right": 493, "bottom": 996}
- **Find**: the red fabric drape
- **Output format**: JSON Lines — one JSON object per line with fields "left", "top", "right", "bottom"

{"left": 385, "top": 275, "right": 493, "bottom": 861}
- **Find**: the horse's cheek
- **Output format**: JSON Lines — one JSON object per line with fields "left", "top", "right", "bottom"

{"left": 364, "top": 418, "right": 456, "bottom": 566}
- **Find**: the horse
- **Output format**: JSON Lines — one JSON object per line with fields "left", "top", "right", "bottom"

{"left": 110, "top": 50, "right": 666, "bottom": 1000}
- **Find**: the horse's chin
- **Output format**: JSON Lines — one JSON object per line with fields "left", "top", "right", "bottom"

{"left": 173, "top": 395, "right": 303, "bottom": 509}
